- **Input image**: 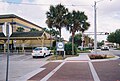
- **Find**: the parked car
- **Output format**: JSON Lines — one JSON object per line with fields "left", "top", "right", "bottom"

{"left": 32, "top": 47, "right": 51, "bottom": 58}
{"left": 101, "top": 46, "right": 109, "bottom": 50}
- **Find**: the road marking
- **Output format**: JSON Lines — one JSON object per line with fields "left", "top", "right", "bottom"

{"left": 16, "top": 68, "right": 45, "bottom": 81}
{"left": 40, "top": 61, "right": 65, "bottom": 81}
{"left": 88, "top": 61, "right": 100, "bottom": 81}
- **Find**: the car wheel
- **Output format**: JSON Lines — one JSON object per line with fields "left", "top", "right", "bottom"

{"left": 33, "top": 56, "right": 36, "bottom": 58}
{"left": 43, "top": 54, "right": 46, "bottom": 58}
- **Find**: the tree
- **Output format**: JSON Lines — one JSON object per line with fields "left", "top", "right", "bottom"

{"left": 69, "top": 33, "right": 82, "bottom": 47}
{"left": 114, "top": 29, "right": 120, "bottom": 46}
{"left": 79, "top": 12, "right": 90, "bottom": 50}
{"left": 46, "top": 17, "right": 53, "bottom": 49}
{"left": 46, "top": 4, "right": 68, "bottom": 41}
{"left": 107, "top": 29, "right": 120, "bottom": 47}
{"left": 16, "top": 27, "right": 24, "bottom": 32}
{"left": 30, "top": 28, "right": 39, "bottom": 32}
{"left": 97, "top": 40, "right": 104, "bottom": 48}
{"left": 66, "top": 10, "right": 90, "bottom": 54}
{"left": 107, "top": 32, "right": 115, "bottom": 43}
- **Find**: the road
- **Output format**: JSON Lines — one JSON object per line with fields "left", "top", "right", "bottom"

{"left": 0, "top": 53, "right": 51, "bottom": 81}
{"left": 110, "top": 49, "right": 120, "bottom": 57}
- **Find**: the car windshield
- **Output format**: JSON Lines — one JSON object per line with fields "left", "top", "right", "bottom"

{"left": 34, "top": 48, "right": 42, "bottom": 50}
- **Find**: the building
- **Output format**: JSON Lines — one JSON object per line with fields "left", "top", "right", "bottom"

{"left": 0, "top": 14, "right": 53, "bottom": 53}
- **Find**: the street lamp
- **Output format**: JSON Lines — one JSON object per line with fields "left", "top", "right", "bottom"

{"left": 94, "top": 0, "right": 111, "bottom": 54}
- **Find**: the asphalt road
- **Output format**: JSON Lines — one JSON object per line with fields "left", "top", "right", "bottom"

{"left": 110, "top": 49, "right": 120, "bottom": 57}
{"left": 0, "top": 53, "right": 50, "bottom": 81}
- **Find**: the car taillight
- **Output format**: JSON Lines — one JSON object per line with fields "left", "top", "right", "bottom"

{"left": 40, "top": 51, "right": 42, "bottom": 53}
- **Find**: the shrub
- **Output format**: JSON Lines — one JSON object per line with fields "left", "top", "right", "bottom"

{"left": 65, "top": 43, "right": 77, "bottom": 55}
{"left": 89, "top": 54, "right": 107, "bottom": 59}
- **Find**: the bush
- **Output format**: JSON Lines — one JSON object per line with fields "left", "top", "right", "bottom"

{"left": 77, "top": 50, "right": 91, "bottom": 53}
{"left": 115, "top": 48, "right": 120, "bottom": 50}
{"left": 65, "top": 43, "right": 77, "bottom": 55}
{"left": 89, "top": 54, "right": 107, "bottom": 59}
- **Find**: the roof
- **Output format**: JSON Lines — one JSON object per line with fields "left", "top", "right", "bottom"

{"left": 0, "top": 31, "right": 46, "bottom": 40}
{"left": 0, "top": 14, "right": 43, "bottom": 29}
{"left": 11, "top": 31, "right": 44, "bottom": 37}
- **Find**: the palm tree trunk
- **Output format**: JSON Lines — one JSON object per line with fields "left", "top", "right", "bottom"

{"left": 50, "top": 28, "right": 52, "bottom": 50}
{"left": 72, "top": 33, "right": 74, "bottom": 55}
{"left": 81, "top": 31, "right": 84, "bottom": 50}
{"left": 59, "top": 28, "right": 61, "bottom": 42}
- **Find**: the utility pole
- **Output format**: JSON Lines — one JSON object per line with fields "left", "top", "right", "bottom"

{"left": 94, "top": 1, "right": 97, "bottom": 54}
{"left": 93, "top": 0, "right": 112, "bottom": 54}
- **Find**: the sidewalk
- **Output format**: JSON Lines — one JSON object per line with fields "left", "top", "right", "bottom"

{"left": 19, "top": 53, "right": 120, "bottom": 81}
{"left": 27, "top": 54, "right": 99, "bottom": 81}
{"left": 65, "top": 53, "right": 90, "bottom": 61}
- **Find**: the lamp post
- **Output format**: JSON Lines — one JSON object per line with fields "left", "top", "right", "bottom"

{"left": 94, "top": 1, "right": 97, "bottom": 54}
{"left": 94, "top": 0, "right": 111, "bottom": 54}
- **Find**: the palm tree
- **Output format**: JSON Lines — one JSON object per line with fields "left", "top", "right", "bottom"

{"left": 80, "top": 13, "right": 90, "bottom": 50}
{"left": 66, "top": 10, "right": 90, "bottom": 54}
{"left": 46, "top": 4, "right": 68, "bottom": 41}
{"left": 46, "top": 18, "right": 54, "bottom": 49}
{"left": 66, "top": 11, "right": 81, "bottom": 55}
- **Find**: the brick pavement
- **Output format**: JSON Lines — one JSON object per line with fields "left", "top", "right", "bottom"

{"left": 28, "top": 62, "right": 61, "bottom": 81}
{"left": 48, "top": 62, "right": 94, "bottom": 81}
{"left": 93, "top": 60, "right": 120, "bottom": 81}
{"left": 27, "top": 54, "right": 120, "bottom": 81}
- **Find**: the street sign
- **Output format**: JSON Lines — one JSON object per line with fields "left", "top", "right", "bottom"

{"left": 2, "top": 22, "right": 12, "bottom": 37}
{"left": 2, "top": 22, "right": 7, "bottom": 36}
{"left": 2, "top": 22, "right": 12, "bottom": 81}
{"left": 8, "top": 23, "right": 12, "bottom": 37}
{"left": 56, "top": 42, "right": 64, "bottom": 51}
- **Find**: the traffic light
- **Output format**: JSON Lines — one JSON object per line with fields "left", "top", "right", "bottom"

{"left": 105, "top": 32, "right": 109, "bottom": 35}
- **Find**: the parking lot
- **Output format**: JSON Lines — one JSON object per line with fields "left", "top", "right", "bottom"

{"left": 0, "top": 53, "right": 50, "bottom": 81}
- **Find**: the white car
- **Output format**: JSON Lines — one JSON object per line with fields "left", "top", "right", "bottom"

{"left": 32, "top": 47, "right": 51, "bottom": 58}
{"left": 101, "top": 46, "right": 109, "bottom": 50}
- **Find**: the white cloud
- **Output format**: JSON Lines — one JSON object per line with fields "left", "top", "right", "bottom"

{"left": 0, "top": 0, "right": 120, "bottom": 41}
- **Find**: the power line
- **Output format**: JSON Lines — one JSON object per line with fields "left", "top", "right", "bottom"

{"left": 0, "top": 1, "right": 91, "bottom": 7}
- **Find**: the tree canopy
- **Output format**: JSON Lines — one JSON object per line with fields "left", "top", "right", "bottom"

{"left": 69, "top": 33, "right": 82, "bottom": 47}
{"left": 46, "top": 4, "right": 68, "bottom": 39}
{"left": 107, "top": 29, "right": 120, "bottom": 45}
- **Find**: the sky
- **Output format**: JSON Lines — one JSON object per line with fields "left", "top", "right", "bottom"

{"left": 0, "top": 0, "right": 120, "bottom": 42}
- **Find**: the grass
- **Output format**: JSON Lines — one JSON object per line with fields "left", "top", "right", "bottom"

{"left": 77, "top": 50, "right": 91, "bottom": 53}
{"left": 115, "top": 48, "right": 120, "bottom": 50}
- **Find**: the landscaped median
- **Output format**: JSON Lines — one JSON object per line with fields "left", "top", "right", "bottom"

{"left": 88, "top": 54, "right": 119, "bottom": 60}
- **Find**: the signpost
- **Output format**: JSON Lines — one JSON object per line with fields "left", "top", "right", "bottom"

{"left": 56, "top": 42, "right": 65, "bottom": 59}
{"left": 56, "top": 42, "right": 64, "bottom": 51}
{"left": 2, "top": 22, "right": 12, "bottom": 81}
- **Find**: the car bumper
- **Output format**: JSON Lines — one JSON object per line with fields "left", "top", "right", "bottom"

{"left": 32, "top": 53, "right": 44, "bottom": 56}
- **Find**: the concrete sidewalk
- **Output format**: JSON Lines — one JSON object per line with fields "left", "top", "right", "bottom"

{"left": 65, "top": 53, "right": 90, "bottom": 61}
